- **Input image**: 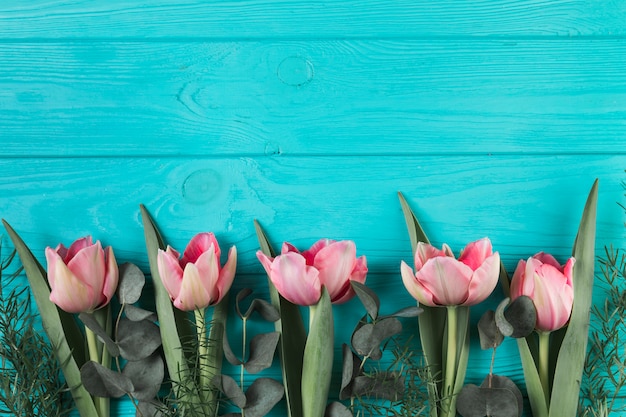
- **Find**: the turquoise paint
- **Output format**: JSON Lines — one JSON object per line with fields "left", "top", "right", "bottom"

{"left": 1, "top": 1, "right": 625, "bottom": 416}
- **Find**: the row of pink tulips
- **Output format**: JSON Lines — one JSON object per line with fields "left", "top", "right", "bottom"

{"left": 45, "top": 234, "right": 574, "bottom": 333}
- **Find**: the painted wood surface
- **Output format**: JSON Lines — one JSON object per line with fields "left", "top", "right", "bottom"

{"left": 1, "top": 0, "right": 625, "bottom": 416}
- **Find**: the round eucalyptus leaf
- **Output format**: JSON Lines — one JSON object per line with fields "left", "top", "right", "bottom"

{"left": 477, "top": 310, "right": 504, "bottom": 350}
{"left": 352, "top": 373, "right": 404, "bottom": 401}
{"left": 340, "top": 344, "right": 362, "bottom": 400}
{"left": 503, "top": 295, "right": 537, "bottom": 338}
{"left": 79, "top": 312, "right": 120, "bottom": 357}
{"left": 351, "top": 281, "right": 380, "bottom": 320}
{"left": 80, "top": 361, "right": 133, "bottom": 398}
{"left": 245, "top": 332, "right": 281, "bottom": 374}
{"left": 244, "top": 298, "right": 280, "bottom": 322}
{"left": 481, "top": 375, "right": 523, "bottom": 417}
{"left": 117, "top": 318, "right": 162, "bottom": 361}
{"left": 122, "top": 352, "right": 165, "bottom": 401}
{"left": 243, "top": 377, "right": 284, "bottom": 417}
{"left": 325, "top": 401, "right": 353, "bottom": 417}
{"left": 118, "top": 262, "right": 146, "bottom": 305}
{"left": 135, "top": 400, "right": 169, "bottom": 417}
{"left": 457, "top": 383, "right": 520, "bottom": 417}
{"left": 124, "top": 304, "right": 157, "bottom": 322}
{"left": 223, "top": 330, "right": 243, "bottom": 366}
{"left": 235, "top": 288, "right": 254, "bottom": 319}
{"left": 352, "top": 317, "right": 402, "bottom": 360}
{"left": 213, "top": 374, "right": 246, "bottom": 408}
{"left": 495, "top": 298, "right": 514, "bottom": 337}
{"left": 386, "top": 305, "right": 423, "bottom": 318}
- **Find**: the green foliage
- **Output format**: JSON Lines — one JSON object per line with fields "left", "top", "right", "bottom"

{"left": 0, "top": 247, "right": 72, "bottom": 417}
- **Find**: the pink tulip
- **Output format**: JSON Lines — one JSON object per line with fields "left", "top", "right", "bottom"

{"left": 256, "top": 239, "right": 368, "bottom": 306}
{"left": 510, "top": 252, "right": 575, "bottom": 332}
{"left": 157, "top": 233, "right": 237, "bottom": 311}
{"left": 400, "top": 238, "right": 500, "bottom": 307}
{"left": 45, "top": 237, "right": 119, "bottom": 313}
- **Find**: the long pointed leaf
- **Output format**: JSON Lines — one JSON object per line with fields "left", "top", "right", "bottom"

{"left": 518, "top": 337, "right": 548, "bottom": 417}
{"left": 2, "top": 220, "right": 98, "bottom": 417}
{"left": 302, "top": 288, "right": 333, "bottom": 417}
{"left": 450, "top": 306, "right": 470, "bottom": 415}
{"left": 254, "top": 220, "right": 306, "bottom": 417}
{"left": 139, "top": 205, "right": 201, "bottom": 409}
{"left": 398, "top": 192, "right": 446, "bottom": 416}
{"left": 549, "top": 179, "right": 598, "bottom": 417}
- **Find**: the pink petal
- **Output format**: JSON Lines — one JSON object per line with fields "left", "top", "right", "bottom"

{"left": 313, "top": 240, "right": 356, "bottom": 300}
{"left": 54, "top": 243, "right": 68, "bottom": 260}
{"left": 532, "top": 265, "right": 574, "bottom": 331}
{"left": 303, "top": 239, "right": 334, "bottom": 265}
{"left": 175, "top": 263, "right": 213, "bottom": 311}
{"left": 563, "top": 257, "right": 575, "bottom": 285}
{"left": 532, "top": 252, "right": 562, "bottom": 270}
{"left": 414, "top": 242, "right": 451, "bottom": 270}
{"left": 270, "top": 252, "right": 321, "bottom": 305}
{"left": 401, "top": 261, "right": 436, "bottom": 306}
{"left": 256, "top": 250, "right": 275, "bottom": 276}
{"left": 65, "top": 236, "right": 94, "bottom": 262}
{"left": 415, "top": 258, "right": 473, "bottom": 305}
{"left": 509, "top": 259, "right": 527, "bottom": 299}
{"left": 66, "top": 241, "right": 106, "bottom": 298}
{"left": 216, "top": 246, "right": 237, "bottom": 303}
{"left": 281, "top": 242, "right": 300, "bottom": 254}
{"left": 350, "top": 256, "right": 368, "bottom": 284}
{"left": 192, "top": 246, "right": 220, "bottom": 302}
{"left": 182, "top": 233, "right": 220, "bottom": 264}
{"left": 458, "top": 238, "right": 493, "bottom": 270}
{"left": 157, "top": 247, "right": 184, "bottom": 300}
{"left": 463, "top": 252, "right": 500, "bottom": 306}
{"left": 100, "top": 246, "right": 119, "bottom": 307}
{"left": 47, "top": 249, "right": 97, "bottom": 312}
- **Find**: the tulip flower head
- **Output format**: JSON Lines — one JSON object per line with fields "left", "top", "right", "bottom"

{"left": 157, "top": 232, "right": 237, "bottom": 311}
{"left": 510, "top": 252, "right": 575, "bottom": 332}
{"left": 256, "top": 239, "right": 368, "bottom": 306}
{"left": 400, "top": 238, "right": 500, "bottom": 307}
{"left": 46, "top": 236, "right": 119, "bottom": 313}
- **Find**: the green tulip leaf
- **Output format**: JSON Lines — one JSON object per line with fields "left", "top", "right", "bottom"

{"left": 398, "top": 192, "right": 446, "bottom": 417}
{"left": 549, "top": 179, "right": 598, "bottom": 417}
{"left": 122, "top": 352, "right": 164, "bottom": 401}
{"left": 254, "top": 220, "right": 306, "bottom": 417}
{"left": 2, "top": 220, "right": 99, "bottom": 416}
{"left": 79, "top": 312, "right": 120, "bottom": 357}
{"left": 477, "top": 310, "right": 504, "bottom": 350}
{"left": 140, "top": 205, "right": 201, "bottom": 410}
{"left": 117, "top": 262, "right": 146, "bottom": 305}
{"left": 351, "top": 281, "right": 380, "bottom": 320}
{"left": 518, "top": 337, "right": 548, "bottom": 417}
{"left": 245, "top": 332, "right": 281, "bottom": 374}
{"left": 80, "top": 360, "right": 133, "bottom": 398}
{"left": 302, "top": 288, "right": 334, "bottom": 417}
{"left": 243, "top": 377, "right": 285, "bottom": 417}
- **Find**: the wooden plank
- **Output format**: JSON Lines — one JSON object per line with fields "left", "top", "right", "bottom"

{"left": 0, "top": 155, "right": 622, "bottom": 276}
{"left": 1, "top": 40, "right": 625, "bottom": 156}
{"left": 0, "top": 0, "right": 624, "bottom": 39}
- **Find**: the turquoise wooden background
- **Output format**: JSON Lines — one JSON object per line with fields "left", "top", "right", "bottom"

{"left": 1, "top": 1, "right": 626, "bottom": 416}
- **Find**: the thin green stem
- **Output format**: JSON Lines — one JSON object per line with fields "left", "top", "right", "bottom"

{"left": 538, "top": 331, "right": 551, "bottom": 404}
{"left": 443, "top": 306, "right": 458, "bottom": 417}
{"left": 195, "top": 308, "right": 209, "bottom": 401}
{"left": 85, "top": 326, "right": 105, "bottom": 417}
{"left": 241, "top": 317, "right": 247, "bottom": 417}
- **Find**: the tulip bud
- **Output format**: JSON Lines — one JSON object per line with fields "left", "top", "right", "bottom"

{"left": 256, "top": 239, "right": 368, "bottom": 306}
{"left": 46, "top": 236, "right": 119, "bottom": 313}
{"left": 157, "top": 232, "right": 237, "bottom": 311}
{"left": 400, "top": 238, "right": 500, "bottom": 307}
{"left": 510, "top": 252, "right": 575, "bottom": 332}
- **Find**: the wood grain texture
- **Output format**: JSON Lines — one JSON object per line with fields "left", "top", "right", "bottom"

{"left": 1, "top": 40, "right": 625, "bottom": 156}
{"left": 1, "top": 0, "right": 625, "bottom": 39}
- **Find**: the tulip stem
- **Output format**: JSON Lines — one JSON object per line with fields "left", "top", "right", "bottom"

{"left": 195, "top": 308, "right": 210, "bottom": 403}
{"left": 538, "top": 331, "right": 551, "bottom": 404}
{"left": 85, "top": 326, "right": 107, "bottom": 417}
{"left": 443, "top": 306, "right": 458, "bottom": 417}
